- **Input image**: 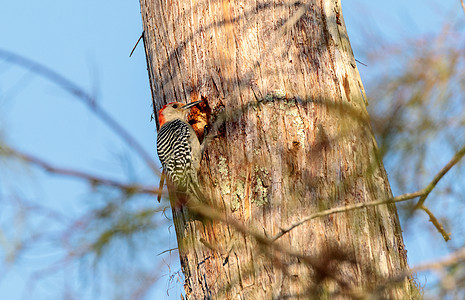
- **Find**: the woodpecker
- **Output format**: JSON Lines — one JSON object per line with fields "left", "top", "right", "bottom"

{"left": 156, "top": 100, "right": 204, "bottom": 202}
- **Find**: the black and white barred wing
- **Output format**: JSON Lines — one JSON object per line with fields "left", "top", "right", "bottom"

{"left": 156, "top": 119, "right": 192, "bottom": 189}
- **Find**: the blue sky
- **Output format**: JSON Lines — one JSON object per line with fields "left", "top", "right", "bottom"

{"left": 0, "top": 0, "right": 461, "bottom": 299}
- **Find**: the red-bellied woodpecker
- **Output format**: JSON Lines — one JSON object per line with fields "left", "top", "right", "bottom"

{"left": 156, "top": 100, "right": 205, "bottom": 202}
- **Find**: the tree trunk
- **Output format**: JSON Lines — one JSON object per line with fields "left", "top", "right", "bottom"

{"left": 140, "top": 0, "right": 417, "bottom": 298}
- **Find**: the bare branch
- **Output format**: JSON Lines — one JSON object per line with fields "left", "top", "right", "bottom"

{"left": 187, "top": 201, "right": 352, "bottom": 290}
{"left": 273, "top": 144, "right": 465, "bottom": 241}
{"left": 3, "top": 146, "right": 159, "bottom": 196}
{"left": 357, "top": 247, "right": 465, "bottom": 298}
{"left": 272, "top": 191, "right": 425, "bottom": 241}
{"left": 413, "top": 247, "right": 465, "bottom": 272}
{"left": 414, "top": 144, "right": 465, "bottom": 209}
{"left": 461, "top": 0, "right": 465, "bottom": 16}
{"left": 157, "top": 248, "right": 178, "bottom": 256}
{"left": 420, "top": 205, "right": 451, "bottom": 242}
{"left": 0, "top": 49, "right": 160, "bottom": 175}
{"left": 130, "top": 32, "right": 144, "bottom": 57}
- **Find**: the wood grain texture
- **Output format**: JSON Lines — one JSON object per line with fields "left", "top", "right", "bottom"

{"left": 140, "top": 0, "right": 416, "bottom": 298}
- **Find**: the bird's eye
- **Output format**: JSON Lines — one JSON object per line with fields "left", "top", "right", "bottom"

{"left": 172, "top": 104, "right": 178, "bottom": 109}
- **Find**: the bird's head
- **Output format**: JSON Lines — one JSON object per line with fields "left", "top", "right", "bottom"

{"left": 158, "top": 100, "right": 203, "bottom": 126}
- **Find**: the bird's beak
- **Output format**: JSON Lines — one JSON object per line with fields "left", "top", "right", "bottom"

{"left": 182, "top": 100, "right": 203, "bottom": 110}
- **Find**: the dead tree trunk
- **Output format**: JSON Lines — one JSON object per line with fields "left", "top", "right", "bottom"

{"left": 140, "top": 0, "right": 417, "bottom": 298}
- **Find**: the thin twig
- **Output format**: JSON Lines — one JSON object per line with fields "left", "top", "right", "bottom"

{"left": 354, "top": 59, "right": 368, "bottom": 67}
{"left": 413, "top": 247, "right": 465, "bottom": 272}
{"left": 420, "top": 205, "right": 451, "bottom": 242}
{"left": 187, "top": 201, "right": 349, "bottom": 288}
{"left": 129, "top": 32, "right": 144, "bottom": 57}
{"left": 272, "top": 191, "right": 425, "bottom": 241}
{"left": 0, "top": 49, "right": 160, "bottom": 175}
{"left": 461, "top": 0, "right": 465, "bottom": 16}
{"left": 363, "top": 247, "right": 465, "bottom": 297}
{"left": 157, "top": 247, "right": 178, "bottom": 256}
{"left": 414, "top": 144, "right": 465, "bottom": 209}
{"left": 273, "top": 144, "right": 465, "bottom": 241}
{"left": 4, "top": 146, "right": 159, "bottom": 195}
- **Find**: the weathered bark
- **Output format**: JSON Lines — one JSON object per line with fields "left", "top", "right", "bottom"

{"left": 140, "top": 0, "right": 417, "bottom": 298}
